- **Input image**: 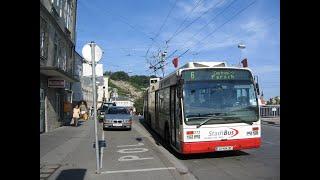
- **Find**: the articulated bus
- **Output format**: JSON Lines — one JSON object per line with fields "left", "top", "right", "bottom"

{"left": 143, "top": 62, "right": 261, "bottom": 154}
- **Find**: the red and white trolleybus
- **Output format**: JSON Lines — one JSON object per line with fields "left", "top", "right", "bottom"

{"left": 143, "top": 62, "right": 261, "bottom": 154}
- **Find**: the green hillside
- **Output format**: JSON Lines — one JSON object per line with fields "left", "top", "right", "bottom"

{"left": 105, "top": 71, "right": 157, "bottom": 114}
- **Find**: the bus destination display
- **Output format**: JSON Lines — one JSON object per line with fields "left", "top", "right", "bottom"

{"left": 182, "top": 69, "right": 252, "bottom": 81}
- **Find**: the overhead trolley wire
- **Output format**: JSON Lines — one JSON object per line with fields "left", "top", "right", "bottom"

{"left": 166, "top": 0, "right": 204, "bottom": 42}
{"left": 79, "top": 0, "right": 162, "bottom": 48}
{"left": 145, "top": 0, "right": 179, "bottom": 61}
{"left": 176, "top": 0, "right": 258, "bottom": 58}
{"left": 187, "top": 0, "right": 238, "bottom": 43}
{"left": 192, "top": 17, "right": 279, "bottom": 55}
{"left": 166, "top": 0, "right": 226, "bottom": 43}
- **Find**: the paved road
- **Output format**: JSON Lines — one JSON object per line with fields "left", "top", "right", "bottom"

{"left": 43, "top": 117, "right": 279, "bottom": 180}
{"left": 138, "top": 118, "right": 280, "bottom": 180}
{"left": 96, "top": 117, "right": 192, "bottom": 180}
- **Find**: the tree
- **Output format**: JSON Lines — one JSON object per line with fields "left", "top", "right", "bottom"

{"left": 103, "top": 71, "right": 112, "bottom": 76}
{"left": 110, "top": 71, "right": 130, "bottom": 81}
{"left": 134, "top": 97, "right": 144, "bottom": 115}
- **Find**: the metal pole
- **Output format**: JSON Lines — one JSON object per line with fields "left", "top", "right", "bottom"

{"left": 91, "top": 42, "right": 100, "bottom": 174}
{"left": 100, "top": 130, "right": 105, "bottom": 169}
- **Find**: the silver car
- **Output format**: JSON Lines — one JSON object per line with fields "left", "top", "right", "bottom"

{"left": 103, "top": 106, "right": 132, "bottom": 130}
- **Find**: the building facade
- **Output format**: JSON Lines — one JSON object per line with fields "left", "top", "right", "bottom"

{"left": 40, "top": 0, "right": 78, "bottom": 133}
{"left": 97, "top": 76, "right": 109, "bottom": 107}
{"left": 71, "top": 52, "right": 94, "bottom": 109}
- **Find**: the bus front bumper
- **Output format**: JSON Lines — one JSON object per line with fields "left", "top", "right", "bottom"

{"left": 180, "top": 137, "right": 261, "bottom": 154}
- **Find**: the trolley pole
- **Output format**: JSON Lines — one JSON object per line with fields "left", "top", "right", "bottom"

{"left": 91, "top": 42, "right": 100, "bottom": 174}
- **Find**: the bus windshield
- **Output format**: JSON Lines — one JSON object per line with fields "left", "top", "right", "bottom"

{"left": 183, "top": 80, "right": 259, "bottom": 125}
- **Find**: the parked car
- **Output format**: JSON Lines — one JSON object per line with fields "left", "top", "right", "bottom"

{"left": 103, "top": 106, "right": 132, "bottom": 130}
{"left": 98, "top": 102, "right": 116, "bottom": 122}
{"left": 98, "top": 105, "right": 108, "bottom": 122}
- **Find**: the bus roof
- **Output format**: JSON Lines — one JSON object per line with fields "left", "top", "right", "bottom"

{"left": 162, "top": 61, "right": 253, "bottom": 80}
{"left": 179, "top": 61, "right": 227, "bottom": 69}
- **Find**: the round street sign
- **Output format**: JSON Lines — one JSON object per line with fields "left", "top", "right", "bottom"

{"left": 82, "top": 42, "right": 103, "bottom": 62}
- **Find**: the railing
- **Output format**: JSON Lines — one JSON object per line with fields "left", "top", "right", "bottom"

{"left": 260, "top": 105, "right": 280, "bottom": 118}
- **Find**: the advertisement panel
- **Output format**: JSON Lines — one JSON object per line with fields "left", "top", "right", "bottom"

{"left": 48, "top": 79, "right": 65, "bottom": 88}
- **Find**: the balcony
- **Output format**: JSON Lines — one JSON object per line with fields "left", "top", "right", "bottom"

{"left": 40, "top": 66, "right": 78, "bottom": 83}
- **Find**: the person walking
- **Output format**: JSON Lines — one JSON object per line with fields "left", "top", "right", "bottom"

{"left": 71, "top": 105, "right": 80, "bottom": 127}
{"left": 79, "top": 101, "right": 88, "bottom": 120}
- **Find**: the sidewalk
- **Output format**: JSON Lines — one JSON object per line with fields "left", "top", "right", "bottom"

{"left": 40, "top": 119, "right": 94, "bottom": 179}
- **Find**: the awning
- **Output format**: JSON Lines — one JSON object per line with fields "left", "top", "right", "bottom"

{"left": 40, "top": 66, "right": 79, "bottom": 82}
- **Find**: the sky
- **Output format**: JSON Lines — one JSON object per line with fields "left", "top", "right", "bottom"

{"left": 75, "top": 0, "right": 280, "bottom": 100}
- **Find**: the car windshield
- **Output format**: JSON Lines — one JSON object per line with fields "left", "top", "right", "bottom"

{"left": 107, "top": 108, "right": 129, "bottom": 114}
{"left": 183, "top": 80, "right": 259, "bottom": 125}
{"left": 100, "top": 105, "right": 108, "bottom": 110}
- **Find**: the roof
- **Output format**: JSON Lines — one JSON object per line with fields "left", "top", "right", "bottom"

{"left": 179, "top": 61, "right": 227, "bottom": 69}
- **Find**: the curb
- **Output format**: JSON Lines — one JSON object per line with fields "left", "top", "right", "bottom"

{"left": 261, "top": 120, "right": 280, "bottom": 126}
{"left": 133, "top": 117, "right": 197, "bottom": 180}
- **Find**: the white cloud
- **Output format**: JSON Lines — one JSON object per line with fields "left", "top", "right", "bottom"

{"left": 176, "top": 0, "right": 228, "bottom": 18}
{"left": 241, "top": 19, "right": 266, "bottom": 33}
{"left": 251, "top": 65, "right": 280, "bottom": 74}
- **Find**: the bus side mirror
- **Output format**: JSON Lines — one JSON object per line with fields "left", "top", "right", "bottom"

{"left": 254, "top": 75, "right": 260, "bottom": 95}
{"left": 256, "top": 83, "right": 260, "bottom": 95}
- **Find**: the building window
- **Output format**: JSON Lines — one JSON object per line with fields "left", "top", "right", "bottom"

{"left": 54, "top": 33, "right": 67, "bottom": 71}
{"left": 54, "top": 33, "right": 59, "bottom": 67}
{"left": 40, "top": 17, "right": 48, "bottom": 60}
{"left": 61, "top": 44, "right": 67, "bottom": 71}
{"left": 64, "top": 0, "right": 71, "bottom": 29}
{"left": 53, "top": 0, "right": 63, "bottom": 17}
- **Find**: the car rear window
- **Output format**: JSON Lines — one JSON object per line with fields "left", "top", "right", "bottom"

{"left": 107, "top": 108, "right": 129, "bottom": 114}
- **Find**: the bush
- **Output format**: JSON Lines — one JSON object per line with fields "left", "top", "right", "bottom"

{"left": 110, "top": 71, "right": 130, "bottom": 81}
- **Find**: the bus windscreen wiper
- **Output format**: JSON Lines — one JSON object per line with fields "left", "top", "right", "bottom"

{"left": 196, "top": 116, "right": 241, "bottom": 128}
{"left": 235, "top": 120, "right": 254, "bottom": 125}
{"left": 196, "top": 117, "right": 224, "bottom": 128}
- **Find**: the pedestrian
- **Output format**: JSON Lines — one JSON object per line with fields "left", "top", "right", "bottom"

{"left": 71, "top": 105, "right": 80, "bottom": 127}
{"left": 91, "top": 106, "right": 94, "bottom": 117}
{"left": 79, "top": 101, "right": 88, "bottom": 120}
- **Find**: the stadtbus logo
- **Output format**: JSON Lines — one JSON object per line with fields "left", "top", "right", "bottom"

{"left": 208, "top": 128, "right": 239, "bottom": 138}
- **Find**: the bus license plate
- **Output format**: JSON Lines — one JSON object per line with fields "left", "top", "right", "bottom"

{"left": 113, "top": 123, "right": 122, "bottom": 127}
{"left": 215, "top": 146, "right": 233, "bottom": 151}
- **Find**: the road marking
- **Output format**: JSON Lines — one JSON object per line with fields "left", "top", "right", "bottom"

{"left": 101, "top": 167, "right": 176, "bottom": 174}
{"left": 118, "top": 155, "right": 154, "bottom": 161}
{"left": 117, "top": 143, "right": 144, "bottom": 147}
{"left": 117, "top": 148, "right": 149, "bottom": 153}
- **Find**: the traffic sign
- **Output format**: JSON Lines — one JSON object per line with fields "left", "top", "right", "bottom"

{"left": 82, "top": 43, "right": 103, "bottom": 62}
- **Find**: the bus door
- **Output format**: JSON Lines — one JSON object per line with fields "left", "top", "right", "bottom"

{"left": 170, "top": 86, "right": 178, "bottom": 148}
